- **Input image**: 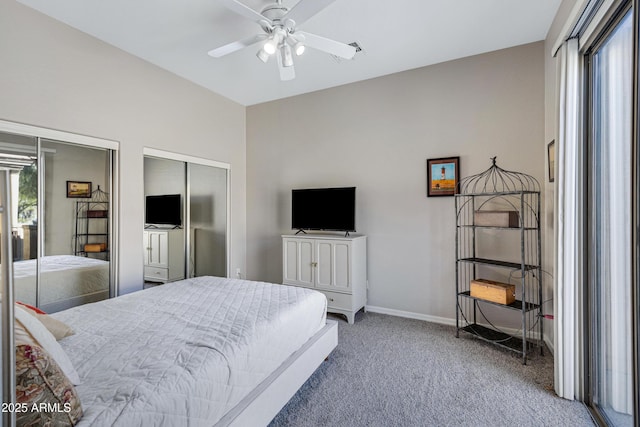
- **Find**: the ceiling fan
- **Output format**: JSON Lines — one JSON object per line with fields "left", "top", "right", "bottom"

{"left": 208, "top": 0, "right": 356, "bottom": 81}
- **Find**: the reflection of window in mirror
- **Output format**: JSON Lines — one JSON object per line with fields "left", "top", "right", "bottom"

{"left": 18, "top": 164, "right": 37, "bottom": 224}
{"left": 0, "top": 144, "right": 40, "bottom": 262}
{"left": 13, "top": 164, "right": 38, "bottom": 261}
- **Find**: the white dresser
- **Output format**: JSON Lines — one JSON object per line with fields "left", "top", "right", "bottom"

{"left": 143, "top": 229, "right": 185, "bottom": 283}
{"left": 282, "top": 234, "right": 367, "bottom": 324}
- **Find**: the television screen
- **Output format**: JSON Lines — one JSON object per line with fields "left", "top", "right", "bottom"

{"left": 145, "top": 194, "right": 182, "bottom": 226}
{"left": 292, "top": 187, "right": 356, "bottom": 232}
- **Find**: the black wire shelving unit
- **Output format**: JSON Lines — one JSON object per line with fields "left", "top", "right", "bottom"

{"left": 455, "top": 157, "right": 542, "bottom": 364}
{"left": 73, "top": 185, "right": 109, "bottom": 260}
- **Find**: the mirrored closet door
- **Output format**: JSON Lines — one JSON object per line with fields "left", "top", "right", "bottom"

{"left": 143, "top": 150, "right": 229, "bottom": 287}
{"left": 188, "top": 163, "right": 227, "bottom": 278}
{"left": 0, "top": 128, "right": 116, "bottom": 313}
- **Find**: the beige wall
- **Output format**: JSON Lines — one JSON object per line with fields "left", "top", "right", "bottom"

{"left": 0, "top": 0, "right": 247, "bottom": 295}
{"left": 247, "top": 42, "right": 546, "bottom": 322}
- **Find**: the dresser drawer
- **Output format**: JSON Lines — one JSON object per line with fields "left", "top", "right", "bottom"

{"left": 322, "top": 290, "right": 353, "bottom": 311}
{"left": 144, "top": 266, "right": 169, "bottom": 281}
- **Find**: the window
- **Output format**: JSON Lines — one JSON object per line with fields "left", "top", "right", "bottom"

{"left": 586, "top": 7, "right": 634, "bottom": 426}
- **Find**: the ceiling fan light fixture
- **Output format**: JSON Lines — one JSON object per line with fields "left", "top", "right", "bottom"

{"left": 294, "top": 42, "right": 305, "bottom": 56}
{"left": 263, "top": 38, "right": 277, "bottom": 55}
{"left": 281, "top": 44, "right": 293, "bottom": 67}
{"left": 287, "top": 33, "right": 306, "bottom": 56}
{"left": 264, "top": 28, "right": 285, "bottom": 55}
{"left": 256, "top": 48, "right": 270, "bottom": 63}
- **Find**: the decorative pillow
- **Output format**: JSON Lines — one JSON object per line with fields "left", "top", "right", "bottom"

{"left": 16, "top": 301, "right": 46, "bottom": 315}
{"left": 16, "top": 302, "right": 75, "bottom": 340}
{"left": 15, "top": 306, "right": 80, "bottom": 385}
{"left": 16, "top": 344, "right": 83, "bottom": 426}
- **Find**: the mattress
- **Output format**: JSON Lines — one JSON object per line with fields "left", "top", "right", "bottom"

{"left": 53, "top": 276, "right": 327, "bottom": 426}
{"left": 13, "top": 255, "right": 109, "bottom": 310}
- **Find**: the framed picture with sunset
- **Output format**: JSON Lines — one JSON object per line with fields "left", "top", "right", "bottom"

{"left": 426, "top": 157, "right": 460, "bottom": 197}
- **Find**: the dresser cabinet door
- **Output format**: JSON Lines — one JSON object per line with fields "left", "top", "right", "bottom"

{"left": 315, "top": 240, "right": 351, "bottom": 292}
{"left": 283, "top": 238, "right": 314, "bottom": 287}
{"left": 146, "top": 231, "right": 169, "bottom": 267}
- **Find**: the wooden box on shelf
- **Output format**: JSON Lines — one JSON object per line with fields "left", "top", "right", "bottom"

{"left": 470, "top": 279, "right": 515, "bottom": 305}
{"left": 84, "top": 243, "right": 107, "bottom": 252}
{"left": 87, "top": 210, "right": 108, "bottom": 218}
{"left": 474, "top": 210, "right": 519, "bottom": 228}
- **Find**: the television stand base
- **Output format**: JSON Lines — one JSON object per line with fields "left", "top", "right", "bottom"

{"left": 295, "top": 229, "right": 307, "bottom": 235}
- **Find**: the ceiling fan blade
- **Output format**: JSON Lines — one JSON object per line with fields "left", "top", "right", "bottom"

{"left": 285, "top": 0, "right": 337, "bottom": 26}
{"left": 297, "top": 31, "right": 356, "bottom": 59}
{"left": 208, "top": 34, "right": 267, "bottom": 58}
{"left": 277, "top": 50, "right": 295, "bottom": 81}
{"left": 221, "top": 0, "right": 272, "bottom": 25}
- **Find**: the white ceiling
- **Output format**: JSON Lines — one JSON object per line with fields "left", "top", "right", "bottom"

{"left": 16, "top": 0, "right": 561, "bottom": 106}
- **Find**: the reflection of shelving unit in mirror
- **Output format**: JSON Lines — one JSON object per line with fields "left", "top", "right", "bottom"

{"left": 74, "top": 186, "right": 109, "bottom": 260}
{"left": 455, "top": 157, "right": 542, "bottom": 364}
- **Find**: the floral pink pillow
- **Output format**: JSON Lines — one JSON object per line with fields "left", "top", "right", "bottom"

{"left": 16, "top": 344, "right": 83, "bottom": 426}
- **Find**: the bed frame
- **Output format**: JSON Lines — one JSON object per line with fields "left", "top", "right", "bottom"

{"left": 217, "top": 319, "right": 338, "bottom": 426}
{"left": 41, "top": 289, "right": 109, "bottom": 313}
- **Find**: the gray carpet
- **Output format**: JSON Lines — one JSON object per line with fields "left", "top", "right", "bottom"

{"left": 270, "top": 312, "right": 594, "bottom": 427}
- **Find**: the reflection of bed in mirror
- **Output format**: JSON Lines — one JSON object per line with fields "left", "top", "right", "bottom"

{"left": 13, "top": 255, "right": 109, "bottom": 313}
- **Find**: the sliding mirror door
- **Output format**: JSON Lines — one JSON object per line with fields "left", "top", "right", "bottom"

{"left": 0, "top": 129, "right": 115, "bottom": 313}
{"left": 188, "top": 163, "right": 227, "bottom": 278}
{"left": 143, "top": 156, "right": 186, "bottom": 287}
{"left": 41, "top": 139, "right": 113, "bottom": 312}
{"left": 143, "top": 151, "right": 229, "bottom": 287}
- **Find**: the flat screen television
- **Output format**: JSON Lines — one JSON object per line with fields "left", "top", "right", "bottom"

{"left": 145, "top": 194, "right": 181, "bottom": 226}
{"left": 292, "top": 187, "right": 356, "bottom": 232}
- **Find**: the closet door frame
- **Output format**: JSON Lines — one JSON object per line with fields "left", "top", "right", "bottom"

{"left": 143, "top": 147, "right": 231, "bottom": 279}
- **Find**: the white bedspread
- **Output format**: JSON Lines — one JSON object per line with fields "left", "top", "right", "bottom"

{"left": 13, "top": 255, "right": 109, "bottom": 309}
{"left": 53, "top": 276, "right": 327, "bottom": 426}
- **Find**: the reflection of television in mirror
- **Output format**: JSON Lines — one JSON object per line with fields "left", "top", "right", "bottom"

{"left": 292, "top": 187, "right": 356, "bottom": 233}
{"left": 145, "top": 194, "right": 181, "bottom": 226}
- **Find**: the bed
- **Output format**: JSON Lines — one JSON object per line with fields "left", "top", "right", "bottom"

{"left": 52, "top": 275, "right": 338, "bottom": 426}
{"left": 13, "top": 255, "right": 110, "bottom": 313}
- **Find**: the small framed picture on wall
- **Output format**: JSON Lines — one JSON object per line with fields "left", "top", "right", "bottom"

{"left": 427, "top": 157, "right": 460, "bottom": 197}
{"left": 547, "top": 140, "right": 555, "bottom": 183}
{"left": 66, "top": 181, "right": 92, "bottom": 198}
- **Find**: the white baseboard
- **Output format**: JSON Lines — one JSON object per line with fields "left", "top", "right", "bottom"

{"left": 366, "top": 305, "right": 456, "bottom": 326}
{"left": 366, "top": 305, "right": 552, "bottom": 345}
